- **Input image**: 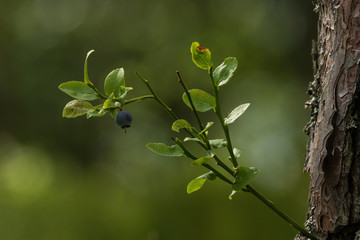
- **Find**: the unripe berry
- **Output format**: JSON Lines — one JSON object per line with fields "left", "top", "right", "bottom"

{"left": 115, "top": 110, "right": 132, "bottom": 129}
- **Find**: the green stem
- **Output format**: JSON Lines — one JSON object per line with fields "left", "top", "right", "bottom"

{"left": 176, "top": 71, "right": 205, "bottom": 132}
{"left": 223, "top": 124, "right": 238, "bottom": 167}
{"left": 245, "top": 185, "right": 318, "bottom": 240}
{"left": 208, "top": 69, "right": 314, "bottom": 238}
{"left": 213, "top": 154, "right": 234, "bottom": 176}
{"left": 209, "top": 68, "right": 238, "bottom": 168}
{"left": 136, "top": 72, "right": 178, "bottom": 121}
{"left": 173, "top": 138, "right": 197, "bottom": 160}
{"left": 88, "top": 84, "right": 108, "bottom": 99}
{"left": 203, "top": 163, "right": 233, "bottom": 185}
{"left": 176, "top": 71, "right": 234, "bottom": 176}
{"left": 124, "top": 95, "right": 154, "bottom": 105}
{"left": 136, "top": 72, "right": 207, "bottom": 148}
{"left": 207, "top": 68, "right": 315, "bottom": 238}
{"left": 174, "top": 138, "right": 232, "bottom": 185}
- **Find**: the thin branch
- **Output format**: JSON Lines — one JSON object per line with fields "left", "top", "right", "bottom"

{"left": 209, "top": 68, "right": 238, "bottom": 168}
{"left": 245, "top": 185, "right": 318, "bottom": 240}
{"left": 136, "top": 72, "right": 207, "bottom": 149}
{"left": 176, "top": 71, "right": 205, "bottom": 131}
{"left": 177, "top": 71, "right": 234, "bottom": 176}
{"left": 124, "top": 95, "right": 154, "bottom": 105}
{"left": 136, "top": 72, "right": 178, "bottom": 120}
{"left": 174, "top": 138, "right": 233, "bottom": 185}
{"left": 203, "top": 163, "right": 233, "bottom": 185}
{"left": 88, "top": 84, "right": 108, "bottom": 99}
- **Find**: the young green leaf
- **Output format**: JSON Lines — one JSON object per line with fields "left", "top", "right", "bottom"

{"left": 146, "top": 143, "right": 184, "bottom": 157}
{"left": 233, "top": 148, "right": 242, "bottom": 158}
{"left": 102, "top": 93, "right": 114, "bottom": 109}
{"left": 97, "top": 94, "right": 119, "bottom": 118}
{"left": 232, "top": 167, "right": 259, "bottom": 191}
{"left": 62, "top": 100, "right": 94, "bottom": 118}
{"left": 209, "top": 139, "right": 227, "bottom": 149}
{"left": 172, "top": 119, "right": 192, "bottom": 133}
{"left": 187, "top": 171, "right": 216, "bottom": 194}
{"left": 224, "top": 103, "right": 250, "bottom": 125}
{"left": 182, "top": 89, "right": 215, "bottom": 112}
{"left": 199, "top": 122, "right": 214, "bottom": 134}
{"left": 213, "top": 57, "right": 238, "bottom": 87}
{"left": 59, "top": 81, "right": 99, "bottom": 101}
{"left": 191, "top": 156, "right": 212, "bottom": 166}
{"left": 84, "top": 50, "right": 95, "bottom": 86}
{"left": 187, "top": 178, "right": 207, "bottom": 194}
{"left": 190, "top": 42, "right": 212, "bottom": 70}
{"left": 117, "top": 86, "right": 133, "bottom": 105}
{"left": 104, "top": 68, "right": 125, "bottom": 98}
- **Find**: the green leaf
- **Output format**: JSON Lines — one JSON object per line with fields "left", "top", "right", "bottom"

{"left": 104, "top": 101, "right": 121, "bottom": 110}
{"left": 97, "top": 94, "right": 120, "bottom": 118}
{"left": 102, "top": 93, "right": 114, "bottom": 109}
{"left": 187, "top": 178, "right": 207, "bottom": 194}
{"left": 104, "top": 68, "right": 125, "bottom": 98}
{"left": 190, "top": 42, "right": 212, "bottom": 70}
{"left": 209, "top": 139, "right": 227, "bottom": 149}
{"left": 233, "top": 148, "right": 242, "bottom": 158}
{"left": 172, "top": 119, "right": 192, "bottom": 133}
{"left": 84, "top": 50, "right": 95, "bottom": 86}
{"left": 232, "top": 167, "right": 259, "bottom": 191}
{"left": 62, "top": 100, "right": 94, "bottom": 118}
{"left": 224, "top": 103, "right": 250, "bottom": 125}
{"left": 191, "top": 156, "right": 212, "bottom": 166}
{"left": 213, "top": 57, "right": 238, "bottom": 87}
{"left": 118, "top": 86, "right": 133, "bottom": 106}
{"left": 59, "top": 81, "right": 99, "bottom": 101}
{"left": 187, "top": 171, "right": 217, "bottom": 194}
{"left": 182, "top": 89, "right": 215, "bottom": 112}
{"left": 199, "top": 122, "right": 214, "bottom": 134}
{"left": 146, "top": 143, "right": 184, "bottom": 157}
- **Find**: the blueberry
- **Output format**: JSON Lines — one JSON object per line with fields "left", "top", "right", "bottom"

{"left": 115, "top": 110, "right": 132, "bottom": 129}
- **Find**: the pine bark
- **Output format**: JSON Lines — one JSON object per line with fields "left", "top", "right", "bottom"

{"left": 297, "top": 1, "right": 360, "bottom": 239}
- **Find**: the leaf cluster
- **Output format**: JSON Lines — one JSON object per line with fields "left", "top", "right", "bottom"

{"left": 146, "top": 42, "right": 257, "bottom": 199}
{"left": 58, "top": 43, "right": 258, "bottom": 199}
{"left": 58, "top": 50, "right": 151, "bottom": 119}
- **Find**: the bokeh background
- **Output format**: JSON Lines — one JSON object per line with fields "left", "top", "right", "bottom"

{"left": 0, "top": 0, "right": 317, "bottom": 239}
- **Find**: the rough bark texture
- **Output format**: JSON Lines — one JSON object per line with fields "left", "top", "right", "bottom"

{"left": 296, "top": 1, "right": 360, "bottom": 240}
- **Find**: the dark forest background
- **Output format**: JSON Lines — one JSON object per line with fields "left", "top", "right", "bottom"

{"left": 0, "top": 0, "right": 317, "bottom": 239}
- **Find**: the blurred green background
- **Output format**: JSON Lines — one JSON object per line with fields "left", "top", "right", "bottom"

{"left": 0, "top": 0, "right": 317, "bottom": 239}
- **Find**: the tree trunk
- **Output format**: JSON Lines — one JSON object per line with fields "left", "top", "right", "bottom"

{"left": 296, "top": 1, "right": 360, "bottom": 240}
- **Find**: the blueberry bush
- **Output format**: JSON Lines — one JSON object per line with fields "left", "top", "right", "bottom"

{"left": 59, "top": 42, "right": 318, "bottom": 240}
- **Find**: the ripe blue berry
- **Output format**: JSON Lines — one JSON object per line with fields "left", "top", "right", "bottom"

{"left": 115, "top": 110, "right": 132, "bottom": 129}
